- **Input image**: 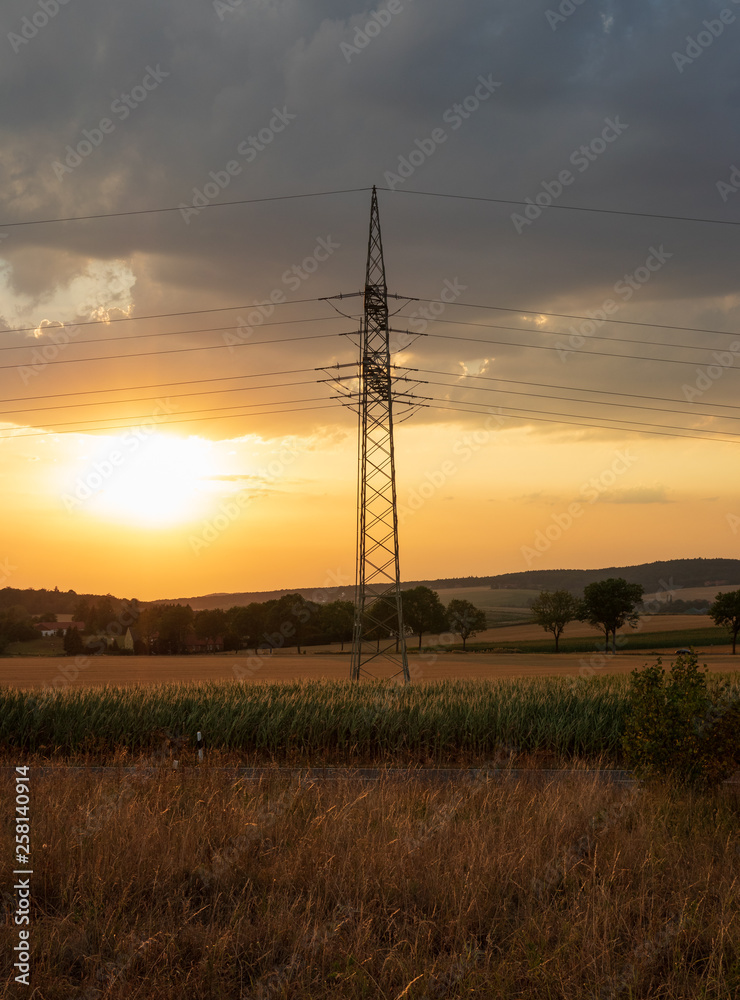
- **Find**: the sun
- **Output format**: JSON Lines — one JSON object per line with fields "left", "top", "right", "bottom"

{"left": 85, "top": 433, "right": 216, "bottom": 526}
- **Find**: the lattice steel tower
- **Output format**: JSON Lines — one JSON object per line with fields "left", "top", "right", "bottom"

{"left": 350, "top": 187, "right": 410, "bottom": 683}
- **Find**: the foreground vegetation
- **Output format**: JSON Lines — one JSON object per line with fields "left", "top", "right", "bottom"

{"left": 3, "top": 770, "right": 738, "bottom": 998}
{"left": 3, "top": 674, "right": 740, "bottom": 766}
{"left": 2, "top": 676, "right": 629, "bottom": 765}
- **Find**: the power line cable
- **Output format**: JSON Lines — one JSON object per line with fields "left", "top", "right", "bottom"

{"left": 1, "top": 294, "right": 360, "bottom": 337}
{"left": 409, "top": 297, "right": 740, "bottom": 341}
{"left": 416, "top": 376, "right": 740, "bottom": 424}
{"left": 0, "top": 397, "right": 339, "bottom": 439}
{"left": 416, "top": 330, "right": 740, "bottom": 370}
{"left": 0, "top": 330, "right": 346, "bottom": 371}
{"left": 423, "top": 397, "right": 740, "bottom": 445}
{"left": 410, "top": 315, "right": 736, "bottom": 356}
{"left": 0, "top": 315, "right": 348, "bottom": 352}
{"left": 4, "top": 183, "right": 738, "bottom": 231}
{"left": 0, "top": 377, "right": 323, "bottom": 419}
{"left": 0, "top": 188, "right": 372, "bottom": 229}
{"left": 416, "top": 368, "right": 740, "bottom": 413}
{"left": 0, "top": 401, "right": 340, "bottom": 440}
{"left": 381, "top": 187, "right": 740, "bottom": 230}
{"left": 0, "top": 366, "right": 319, "bottom": 406}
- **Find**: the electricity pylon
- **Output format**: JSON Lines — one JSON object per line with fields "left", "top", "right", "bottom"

{"left": 349, "top": 187, "right": 410, "bottom": 683}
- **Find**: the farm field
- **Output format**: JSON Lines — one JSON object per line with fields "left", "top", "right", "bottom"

{"left": 1, "top": 647, "right": 739, "bottom": 689}
{"left": 459, "top": 612, "right": 718, "bottom": 642}
{"left": 5, "top": 672, "right": 740, "bottom": 767}
{"left": 2, "top": 769, "right": 739, "bottom": 998}
{"left": 642, "top": 584, "right": 740, "bottom": 604}
{"left": 436, "top": 586, "right": 538, "bottom": 626}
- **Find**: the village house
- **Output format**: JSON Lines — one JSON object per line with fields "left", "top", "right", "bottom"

{"left": 35, "top": 621, "right": 85, "bottom": 637}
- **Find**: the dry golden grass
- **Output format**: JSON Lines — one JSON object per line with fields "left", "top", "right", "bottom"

{"left": 3, "top": 769, "right": 739, "bottom": 998}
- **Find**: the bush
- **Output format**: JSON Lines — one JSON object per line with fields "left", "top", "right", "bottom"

{"left": 623, "top": 650, "right": 740, "bottom": 787}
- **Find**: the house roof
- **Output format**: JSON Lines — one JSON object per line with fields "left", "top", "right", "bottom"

{"left": 36, "top": 621, "right": 85, "bottom": 631}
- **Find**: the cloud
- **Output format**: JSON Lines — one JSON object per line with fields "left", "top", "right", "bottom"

{"left": 1, "top": 0, "right": 739, "bottom": 444}
{"left": 596, "top": 485, "right": 674, "bottom": 504}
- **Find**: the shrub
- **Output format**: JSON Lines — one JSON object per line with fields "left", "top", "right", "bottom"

{"left": 623, "top": 650, "right": 740, "bottom": 786}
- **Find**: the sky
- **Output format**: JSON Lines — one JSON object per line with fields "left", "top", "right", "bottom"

{"left": 1, "top": 0, "right": 739, "bottom": 601}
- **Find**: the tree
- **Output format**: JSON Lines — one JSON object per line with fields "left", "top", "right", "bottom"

{"left": 227, "top": 603, "right": 268, "bottom": 653}
{"left": 580, "top": 578, "right": 644, "bottom": 653}
{"left": 88, "top": 595, "right": 115, "bottom": 633}
{"left": 73, "top": 600, "right": 91, "bottom": 629}
{"left": 221, "top": 631, "right": 241, "bottom": 652}
{"left": 63, "top": 626, "right": 84, "bottom": 655}
{"left": 193, "top": 608, "right": 228, "bottom": 642}
{"left": 446, "top": 599, "right": 487, "bottom": 651}
{"left": 157, "top": 604, "right": 195, "bottom": 654}
{"left": 709, "top": 590, "right": 740, "bottom": 654}
{"left": 265, "top": 594, "right": 319, "bottom": 653}
{"left": 402, "top": 587, "right": 449, "bottom": 650}
{"left": 530, "top": 590, "right": 580, "bottom": 653}
{"left": 320, "top": 600, "right": 355, "bottom": 651}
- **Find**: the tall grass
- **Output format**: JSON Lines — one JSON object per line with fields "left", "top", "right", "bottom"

{"left": 3, "top": 770, "right": 738, "bottom": 998}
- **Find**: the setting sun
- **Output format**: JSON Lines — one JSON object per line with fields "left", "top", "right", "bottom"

{"left": 79, "top": 433, "right": 216, "bottom": 526}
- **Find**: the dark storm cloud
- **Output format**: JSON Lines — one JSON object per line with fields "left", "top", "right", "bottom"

{"left": 2, "top": 0, "right": 739, "bottom": 436}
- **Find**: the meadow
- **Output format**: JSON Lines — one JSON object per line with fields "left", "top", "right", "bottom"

{"left": 2, "top": 769, "right": 738, "bottom": 998}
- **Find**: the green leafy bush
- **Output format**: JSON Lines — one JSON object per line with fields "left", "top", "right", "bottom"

{"left": 623, "top": 650, "right": 740, "bottom": 786}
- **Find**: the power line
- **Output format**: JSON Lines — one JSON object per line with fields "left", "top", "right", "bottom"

{"left": 0, "top": 330, "right": 346, "bottom": 371}
{"left": 382, "top": 187, "right": 740, "bottom": 230}
{"left": 410, "top": 315, "right": 735, "bottom": 356}
{"left": 416, "top": 368, "right": 740, "bottom": 413}
{"left": 0, "top": 377, "right": 323, "bottom": 419}
{"left": 5, "top": 183, "right": 738, "bottom": 232}
{"left": 0, "top": 314, "right": 348, "bottom": 353}
{"left": 0, "top": 187, "right": 371, "bottom": 229}
{"left": 0, "top": 365, "right": 319, "bottom": 406}
{"left": 418, "top": 329, "right": 740, "bottom": 370}
{"left": 0, "top": 294, "right": 358, "bottom": 337}
{"left": 419, "top": 375, "right": 740, "bottom": 426}
{"left": 409, "top": 297, "right": 740, "bottom": 341}
{"left": 0, "top": 397, "right": 340, "bottom": 439}
{"left": 423, "top": 397, "right": 740, "bottom": 445}
{"left": 424, "top": 375, "right": 740, "bottom": 437}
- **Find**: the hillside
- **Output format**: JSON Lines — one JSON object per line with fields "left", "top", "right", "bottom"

{"left": 4, "top": 559, "right": 738, "bottom": 615}
{"left": 149, "top": 558, "right": 740, "bottom": 610}
{"left": 0, "top": 587, "right": 137, "bottom": 617}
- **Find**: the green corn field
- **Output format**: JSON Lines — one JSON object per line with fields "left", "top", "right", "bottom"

{"left": 4, "top": 674, "right": 738, "bottom": 763}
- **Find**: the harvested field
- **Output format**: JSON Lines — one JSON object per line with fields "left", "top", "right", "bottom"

{"left": 1, "top": 647, "right": 738, "bottom": 690}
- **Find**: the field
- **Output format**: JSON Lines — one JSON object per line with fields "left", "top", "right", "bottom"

{"left": 4, "top": 672, "right": 740, "bottom": 767}
{"left": 2, "top": 676, "right": 630, "bottom": 764}
{"left": 2, "top": 645, "right": 740, "bottom": 693}
{"left": 5, "top": 666, "right": 740, "bottom": 998}
{"left": 642, "top": 584, "right": 738, "bottom": 604}
{"left": 436, "top": 586, "right": 539, "bottom": 625}
{"left": 2, "top": 769, "right": 739, "bottom": 998}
